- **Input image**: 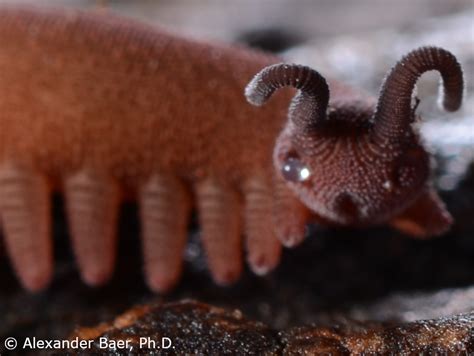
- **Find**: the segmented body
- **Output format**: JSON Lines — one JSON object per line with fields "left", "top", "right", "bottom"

{"left": 0, "top": 7, "right": 462, "bottom": 293}
{"left": 0, "top": 7, "right": 324, "bottom": 292}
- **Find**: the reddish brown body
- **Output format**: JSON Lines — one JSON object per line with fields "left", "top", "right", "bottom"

{"left": 0, "top": 7, "right": 463, "bottom": 293}
{"left": 0, "top": 6, "right": 308, "bottom": 292}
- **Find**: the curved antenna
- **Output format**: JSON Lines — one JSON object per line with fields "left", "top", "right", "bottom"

{"left": 373, "top": 46, "right": 463, "bottom": 146}
{"left": 245, "top": 63, "right": 329, "bottom": 132}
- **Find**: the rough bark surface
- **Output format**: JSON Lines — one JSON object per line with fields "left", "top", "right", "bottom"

{"left": 69, "top": 300, "right": 473, "bottom": 355}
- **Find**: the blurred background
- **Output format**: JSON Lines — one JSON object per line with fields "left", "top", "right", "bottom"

{"left": 0, "top": 0, "right": 473, "bottom": 349}
{"left": 1, "top": 0, "right": 471, "bottom": 43}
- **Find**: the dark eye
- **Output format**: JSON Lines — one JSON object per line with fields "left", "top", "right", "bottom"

{"left": 281, "top": 157, "right": 311, "bottom": 182}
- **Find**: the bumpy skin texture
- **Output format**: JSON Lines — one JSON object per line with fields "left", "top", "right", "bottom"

{"left": 0, "top": 7, "right": 464, "bottom": 293}
{"left": 246, "top": 48, "right": 463, "bottom": 235}
{"left": 0, "top": 6, "right": 306, "bottom": 292}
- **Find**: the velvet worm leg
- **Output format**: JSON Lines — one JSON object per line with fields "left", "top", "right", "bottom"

{"left": 273, "top": 176, "right": 309, "bottom": 247}
{"left": 139, "top": 174, "right": 191, "bottom": 292}
{"left": 390, "top": 187, "right": 453, "bottom": 238}
{"left": 65, "top": 171, "right": 120, "bottom": 286}
{"left": 195, "top": 180, "right": 242, "bottom": 285}
{"left": 0, "top": 166, "right": 52, "bottom": 291}
{"left": 243, "top": 178, "right": 281, "bottom": 275}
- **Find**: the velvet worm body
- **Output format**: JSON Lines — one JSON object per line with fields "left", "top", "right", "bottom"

{"left": 0, "top": 7, "right": 463, "bottom": 292}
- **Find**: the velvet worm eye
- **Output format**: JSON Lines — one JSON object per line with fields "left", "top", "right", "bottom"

{"left": 282, "top": 157, "right": 311, "bottom": 182}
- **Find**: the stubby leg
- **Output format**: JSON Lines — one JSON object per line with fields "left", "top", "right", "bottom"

{"left": 390, "top": 187, "right": 453, "bottom": 238}
{"left": 64, "top": 171, "right": 120, "bottom": 286}
{"left": 243, "top": 178, "right": 281, "bottom": 275}
{"left": 139, "top": 174, "right": 191, "bottom": 292}
{"left": 273, "top": 176, "right": 310, "bottom": 247}
{"left": 0, "top": 166, "right": 52, "bottom": 291}
{"left": 195, "top": 180, "right": 242, "bottom": 285}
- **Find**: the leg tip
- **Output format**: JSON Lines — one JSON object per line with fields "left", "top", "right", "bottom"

{"left": 82, "top": 267, "right": 113, "bottom": 287}
{"left": 280, "top": 234, "right": 305, "bottom": 248}
{"left": 248, "top": 254, "right": 278, "bottom": 276}
{"left": 212, "top": 266, "right": 241, "bottom": 286}
{"left": 21, "top": 270, "right": 52, "bottom": 292}
{"left": 146, "top": 273, "right": 179, "bottom": 294}
{"left": 277, "top": 226, "right": 307, "bottom": 248}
